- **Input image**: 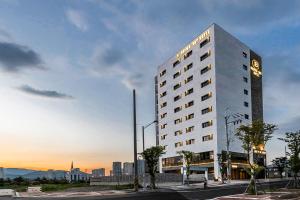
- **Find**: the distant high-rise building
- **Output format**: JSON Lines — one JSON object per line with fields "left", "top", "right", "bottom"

{"left": 137, "top": 159, "right": 145, "bottom": 175}
{"left": 112, "top": 162, "right": 122, "bottom": 176}
{"left": 0, "top": 167, "right": 5, "bottom": 179}
{"left": 92, "top": 168, "right": 105, "bottom": 177}
{"left": 155, "top": 23, "right": 264, "bottom": 180}
{"left": 123, "top": 162, "right": 134, "bottom": 175}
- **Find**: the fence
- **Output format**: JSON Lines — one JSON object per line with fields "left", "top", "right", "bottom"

{"left": 90, "top": 173, "right": 183, "bottom": 186}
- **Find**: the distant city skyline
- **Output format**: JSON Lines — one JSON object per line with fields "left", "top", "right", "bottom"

{"left": 1, "top": 0, "right": 300, "bottom": 172}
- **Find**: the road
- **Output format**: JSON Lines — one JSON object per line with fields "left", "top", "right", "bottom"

{"left": 0, "top": 180, "right": 288, "bottom": 200}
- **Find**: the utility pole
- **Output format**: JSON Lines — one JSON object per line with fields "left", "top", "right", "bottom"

{"left": 133, "top": 89, "right": 138, "bottom": 191}
{"left": 225, "top": 115, "right": 231, "bottom": 183}
{"left": 224, "top": 111, "right": 243, "bottom": 183}
{"left": 142, "top": 126, "right": 145, "bottom": 152}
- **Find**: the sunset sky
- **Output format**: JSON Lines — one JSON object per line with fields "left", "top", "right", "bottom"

{"left": 1, "top": 0, "right": 300, "bottom": 173}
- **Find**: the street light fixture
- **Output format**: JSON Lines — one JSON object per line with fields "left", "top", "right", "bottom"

{"left": 224, "top": 111, "right": 243, "bottom": 183}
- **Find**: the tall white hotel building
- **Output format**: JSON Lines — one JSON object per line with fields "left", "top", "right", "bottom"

{"left": 155, "top": 24, "right": 263, "bottom": 180}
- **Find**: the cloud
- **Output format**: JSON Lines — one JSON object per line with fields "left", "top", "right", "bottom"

{"left": 0, "top": 28, "right": 11, "bottom": 41}
{"left": 65, "top": 9, "right": 88, "bottom": 32}
{"left": 18, "top": 85, "right": 74, "bottom": 99}
{"left": 0, "top": 42, "right": 44, "bottom": 72}
{"left": 87, "top": 43, "right": 144, "bottom": 90}
{"left": 262, "top": 46, "right": 300, "bottom": 131}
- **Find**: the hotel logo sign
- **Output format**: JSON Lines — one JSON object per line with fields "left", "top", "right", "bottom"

{"left": 251, "top": 59, "right": 262, "bottom": 77}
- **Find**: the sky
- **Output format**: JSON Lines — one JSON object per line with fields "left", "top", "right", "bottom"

{"left": 0, "top": 0, "right": 300, "bottom": 173}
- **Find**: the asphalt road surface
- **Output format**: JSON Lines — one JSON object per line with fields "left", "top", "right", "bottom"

{"left": 0, "top": 180, "right": 288, "bottom": 200}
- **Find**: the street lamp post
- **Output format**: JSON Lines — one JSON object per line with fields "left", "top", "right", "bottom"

{"left": 140, "top": 120, "right": 157, "bottom": 190}
{"left": 142, "top": 120, "right": 158, "bottom": 152}
{"left": 224, "top": 112, "right": 243, "bottom": 183}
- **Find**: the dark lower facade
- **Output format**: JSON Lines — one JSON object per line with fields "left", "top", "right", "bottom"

{"left": 161, "top": 151, "right": 266, "bottom": 180}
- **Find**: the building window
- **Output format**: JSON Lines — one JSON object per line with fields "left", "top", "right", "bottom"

{"left": 173, "top": 83, "right": 181, "bottom": 90}
{"left": 186, "top": 126, "right": 194, "bottom": 133}
{"left": 200, "top": 51, "right": 210, "bottom": 61}
{"left": 162, "top": 145, "right": 167, "bottom": 150}
{"left": 201, "top": 65, "right": 211, "bottom": 74}
{"left": 160, "top": 69, "right": 166, "bottom": 77}
{"left": 245, "top": 114, "right": 249, "bottom": 119}
{"left": 202, "top": 120, "right": 213, "bottom": 128}
{"left": 202, "top": 106, "right": 212, "bottom": 115}
{"left": 174, "top": 118, "right": 182, "bottom": 124}
{"left": 160, "top": 113, "right": 167, "bottom": 119}
{"left": 174, "top": 95, "right": 181, "bottom": 102}
{"left": 184, "top": 63, "right": 193, "bottom": 72}
{"left": 185, "top": 113, "right": 194, "bottom": 121}
{"left": 173, "top": 60, "right": 180, "bottom": 67}
{"left": 160, "top": 102, "right": 167, "bottom": 108}
{"left": 184, "top": 50, "right": 192, "bottom": 59}
{"left": 185, "top": 101, "right": 194, "bottom": 108}
{"left": 201, "top": 79, "right": 211, "bottom": 88}
{"left": 200, "top": 37, "right": 210, "bottom": 48}
{"left": 202, "top": 134, "right": 213, "bottom": 141}
{"left": 242, "top": 52, "right": 247, "bottom": 58}
{"left": 244, "top": 89, "right": 248, "bottom": 95}
{"left": 174, "top": 130, "right": 183, "bottom": 136}
{"left": 243, "top": 77, "right": 248, "bottom": 83}
{"left": 186, "top": 139, "right": 195, "bottom": 145}
{"left": 174, "top": 106, "right": 182, "bottom": 113}
{"left": 161, "top": 123, "right": 167, "bottom": 129}
{"left": 160, "top": 91, "right": 167, "bottom": 98}
{"left": 161, "top": 134, "right": 167, "bottom": 140}
{"left": 185, "top": 88, "right": 193, "bottom": 96}
{"left": 244, "top": 101, "right": 249, "bottom": 107}
{"left": 175, "top": 142, "right": 183, "bottom": 148}
{"left": 201, "top": 92, "right": 212, "bottom": 101}
{"left": 173, "top": 71, "right": 181, "bottom": 79}
{"left": 243, "top": 65, "right": 248, "bottom": 71}
{"left": 185, "top": 75, "right": 193, "bottom": 84}
{"left": 160, "top": 80, "right": 166, "bottom": 87}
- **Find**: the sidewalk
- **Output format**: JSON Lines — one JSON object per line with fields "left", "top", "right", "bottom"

{"left": 17, "top": 190, "right": 133, "bottom": 198}
{"left": 0, "top": 189, "right": 16, "bottom": 197}
{"left": 160, "top": 178, "right": 290, "bottom": 191}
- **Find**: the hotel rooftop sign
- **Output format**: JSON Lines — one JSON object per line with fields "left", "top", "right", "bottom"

{"left": 176, "top": 29, "right": 210, "bottom": 60}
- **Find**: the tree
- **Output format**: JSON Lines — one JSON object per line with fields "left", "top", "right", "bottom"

{"left": 236, "top": 120, "right": 277, "bottom": 195}
{"left": 217, "top": 152, "right": 227, "bottom": 183}
{"left": 178, "top": 150, "right": 194, "bottom": 185}
{"left": 279, "top": 131, "right": 300, "bottom": 188}
{"left": 271, "top": 157, "right": 288, "bottom": 179}
{"left": 140, "top": 146, "right": 165, "bottom": 189}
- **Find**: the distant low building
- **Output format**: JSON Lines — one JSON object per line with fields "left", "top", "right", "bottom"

{"left": 92, "top": 168, "right": 105, "bottom": 177}
{"left": 123, "top": 162, "right": 134, "bottom": 175}
{"left": 112, "top": 162, "right": 122, "bottom": 176}
{"left": 69, "top": 168, "right": 90, "bottom": 182}
{"left": 0, "top": 167, "right": 5, "bottom": 179}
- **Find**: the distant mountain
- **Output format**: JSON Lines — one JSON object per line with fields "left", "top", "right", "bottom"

{"left": 4, "top": 168, "right": 36, "bottom": 179}
{"left": 23, "top": 170, "right": 67, "bottom": 180}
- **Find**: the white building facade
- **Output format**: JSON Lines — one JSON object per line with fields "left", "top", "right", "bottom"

{"left": 155, "top": 24, "right": 263, "bottom": 180}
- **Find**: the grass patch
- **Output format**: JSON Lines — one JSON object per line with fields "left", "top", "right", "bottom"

{"left": 41, "top": 183, "right": 89, "bottom": 192}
